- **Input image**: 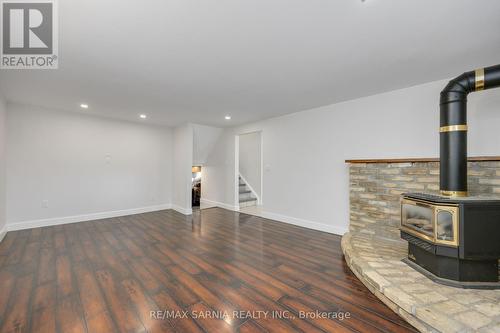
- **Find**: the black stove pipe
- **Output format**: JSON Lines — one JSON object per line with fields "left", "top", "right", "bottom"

{"left": 440, "top": 64, "right": 500, "bottom": 197}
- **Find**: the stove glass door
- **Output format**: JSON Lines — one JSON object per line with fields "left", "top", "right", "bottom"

{"left": 401, "top": 201, "right": 434, "bottom": 238}
{"left": 435, "top": 206, "right": 459, "bottom": 246}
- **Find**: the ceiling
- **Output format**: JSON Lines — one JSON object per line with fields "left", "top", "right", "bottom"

{"left": 1, "top": 0, "right": 500, "bottom": 127}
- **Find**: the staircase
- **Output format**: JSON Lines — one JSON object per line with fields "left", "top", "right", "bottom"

{"left": 239, "top": 176, "right": 257, "bottom": 207}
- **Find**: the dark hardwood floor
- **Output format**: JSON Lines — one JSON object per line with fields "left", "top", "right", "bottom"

{"left": 0, "top": 208, "right": 416, "bottom": 333}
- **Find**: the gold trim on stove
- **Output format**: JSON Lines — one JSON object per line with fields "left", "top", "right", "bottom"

{"left": 400, "top": 198, "right": 459, "bottom": 247}
{"left": 401, "top": 225, "right": 436, "bottom": 243}
{"left": 434, "top": 205, "right": 459, "bottom": 247}
{"left": 440, "top": 190, "right": 468, "bottom": 197}
{"left": 475, "top": 68, "right": 485, "bottom": 91}
{"left": 439, "top": 125, "right": 468, "bottom": 133}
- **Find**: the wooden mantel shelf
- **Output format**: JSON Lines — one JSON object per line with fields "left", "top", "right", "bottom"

{"left": 345, "top": 156, "right": 500, "bottom": 164}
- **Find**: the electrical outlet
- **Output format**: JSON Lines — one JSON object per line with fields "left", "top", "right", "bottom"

{"left": 41, "top": 200, "right": 49, "bottom": 208}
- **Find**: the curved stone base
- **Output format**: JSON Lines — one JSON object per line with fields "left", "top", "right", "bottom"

{"left": 342, "top": 232, "right": 500, "bottom": 333}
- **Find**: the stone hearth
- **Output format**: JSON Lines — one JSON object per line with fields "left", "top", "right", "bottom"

{"left": 342, "top": 158, "right": 500, "bottom": 333}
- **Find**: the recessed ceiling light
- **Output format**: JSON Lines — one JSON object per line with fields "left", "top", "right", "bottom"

{"left": 225, "top": 115, "right": 231, "bottom": 120}
{"left": 140, "top": 114, "right": 147, "bottom": 119}
{"left": 80, "top": 104, "right": 89, "bottom": 109}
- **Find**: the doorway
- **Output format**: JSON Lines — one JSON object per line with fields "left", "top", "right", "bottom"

{"left": 236, "top": 131, "right": 263, "bottom": 216}
{"left": 192, "top": 166, "right": 201, "bottom": 207}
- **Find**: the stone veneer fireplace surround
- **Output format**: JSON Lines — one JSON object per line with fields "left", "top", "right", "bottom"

{"left": 342, "top": 157, "right": 500, "bottom": 332}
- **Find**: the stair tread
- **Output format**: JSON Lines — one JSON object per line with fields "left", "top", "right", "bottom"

{"left": 239, "top": 190, "right": 251, "bottom": 194}
{"left": 239, "top": 197, "right": 257, "bottom": 203}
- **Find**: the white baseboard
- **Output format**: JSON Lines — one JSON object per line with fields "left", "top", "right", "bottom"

{"left": 200, "top": 199, "right": 347, "bottom": 236}
{"left": 261, "top": 210, "right": 348, "bottom": 236}
{"left": 171, "top": 204, "right": 193, "bottom": 215}
{"left": 3, "top": 203, "right": 347, "bottom": 237}
{"left": 6, "top": 203, "right": 172, "bottom": 232}
{"left": 0, "top": 225, "right": 6, "bottom": 243}
{"left": 200, "top": 198, "right": 239, "bottom": 211}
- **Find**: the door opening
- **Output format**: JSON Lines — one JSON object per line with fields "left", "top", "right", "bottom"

{"left": 236, "top": 131, "right": 263, "bottom": 216}
{"left": 192, "top": 166, "right": 201, "bottom": 207}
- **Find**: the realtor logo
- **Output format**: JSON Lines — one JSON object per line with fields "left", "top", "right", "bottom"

{"left": 1, "top": 0, "right": 58, "bottom": 69}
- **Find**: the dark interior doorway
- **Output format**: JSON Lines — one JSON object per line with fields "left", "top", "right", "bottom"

{"left": 192, "top": 166, "right": 201, "bottom": 207}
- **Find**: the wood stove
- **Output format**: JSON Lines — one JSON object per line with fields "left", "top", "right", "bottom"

{"left": 400, "top": 64, "right": 500, "bottom": 288}
{"left": 401, "top": 193, "right": 500, "bottom": 287}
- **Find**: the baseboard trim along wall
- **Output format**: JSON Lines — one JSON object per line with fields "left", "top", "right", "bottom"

{"left": 0, "top": 226, "right": 6, "bottom": 243}
{"left": 4, "top": 201, "right": 348, "bottom": 236}
{"left": 171, "top": 204, "right": 193, "bottom": 216}
{"left": 6, "top": 203, "right": 173, "bottom": 232}
{"left": 201, "top": 198, "right": 348, "bottom": 236}
{"left": 261, "top": 210, "right": 348, "bottom": 236}
{"left": 200, "top": 198, "right": 239, "bottom": 212}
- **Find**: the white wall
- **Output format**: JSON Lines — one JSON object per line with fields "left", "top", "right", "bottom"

{"left": 6, "top": 104, "right": 173, "bottom": 228}
{"left": 202, "top": 78, "right": 500, "bottom": 235}
{"left": 239, "top": 131, "right": 261, "bottom": 199}
{"left": 202, "top": 130, "right": 240, "bottom": 210}
{"left": 0, "top": 97, "right": 6, "bottom": 239}
{"left": 172, "top": 123, "right": 193, "bottom": 214}
{"left": 193, "top": 124, "right": 222, "bottom": 166}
